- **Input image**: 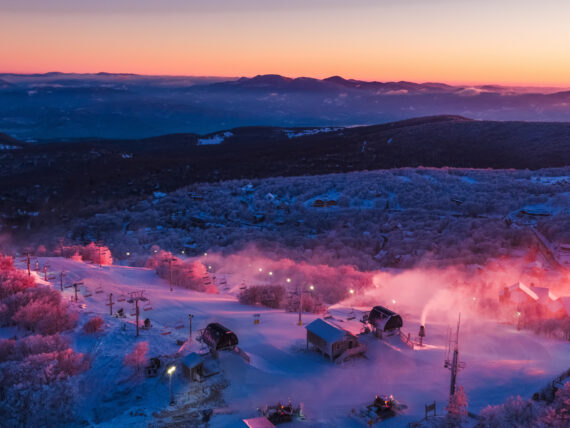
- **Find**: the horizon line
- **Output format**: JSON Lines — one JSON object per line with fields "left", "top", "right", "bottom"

{"left": 1, "top": 70, "right": 569, "bottom": 90}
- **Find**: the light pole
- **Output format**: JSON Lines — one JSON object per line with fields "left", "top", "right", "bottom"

{"left": 168, "top": 258, "right": 177, "bottom": 292}
{"left": 298, "top": 285, "right": 315, "bottom": 326}
{"left": 167, "top": 365, "right": 176, "bottom": 405}
{"left": 298, "top": 285, "right": 303, "bottom": 326}
{"left": 349, "top": 288, "right": 355, "bottom": 316}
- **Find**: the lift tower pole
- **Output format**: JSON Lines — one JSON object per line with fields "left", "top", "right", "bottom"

{"left": 444, "top": 313, "right": 465, "bottom": 397}
{"left": 72, "top": 282, "right": 83, "bottom": 303}
{"left": 127, "top": 291, "right": 148, "bottom": 338}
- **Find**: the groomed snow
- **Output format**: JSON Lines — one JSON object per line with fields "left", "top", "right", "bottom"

{"left": 0, "top": 144, "right": 20, "bottom": 150}
{"left": 531, "top": 176, "right": 570, "bottom": 185}
{"left": 284, "top": 128, "right": 341, "bottom": 139}
{"left": 197, "top": 131, "right": 234, "bottom": 145}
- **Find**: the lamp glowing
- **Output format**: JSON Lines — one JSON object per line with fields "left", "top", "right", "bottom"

{"left": 167, "top": 365, "right": 176, "bottom": 404}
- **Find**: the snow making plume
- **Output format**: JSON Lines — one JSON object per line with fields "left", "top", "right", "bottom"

{"left": 420, "top": 307, "right": 428, "bottom": 326}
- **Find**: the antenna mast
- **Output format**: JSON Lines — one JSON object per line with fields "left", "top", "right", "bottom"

{"left": 444, "top": 313, "right": 465, "bottom": 396}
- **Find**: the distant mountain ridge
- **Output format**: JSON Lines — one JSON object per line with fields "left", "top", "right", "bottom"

{"left": 211, "top": 74, "right": 485, "bottom": 94}
{"left": 1, "top": 72, "right": 570, "bottom": 140}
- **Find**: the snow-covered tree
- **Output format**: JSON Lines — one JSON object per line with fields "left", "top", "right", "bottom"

{"left": 83, "top": 316, "right": 104, "bottom": 334}
{"left": 537, "top": 382, "right": 570, "bottom": 427}
{"left": 123, "top": 341, "right": 148, "bottom": 373}
{"left": 12, "top": 288, "right": 78, "bottom": 335}
{"left": 445, "top": 386, "right": 468, "bottom": 426}
{"left": 0, "top": 255, "right": 35, "bottom": 300}
{"left": 478, "top": 395, "right": 538, "bottom": 427}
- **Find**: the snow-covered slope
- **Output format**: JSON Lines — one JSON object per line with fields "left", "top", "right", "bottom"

{"left": 19, "top": 257, "right": 570, "bottom": 427}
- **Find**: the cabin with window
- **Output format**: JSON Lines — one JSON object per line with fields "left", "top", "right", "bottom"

{"left": 368, "top": 306, "right": 403, "bottom": 333}
{"left": 200, "top": 322, "right": 239, "bottom": 351}
{"left": 305, "top": 318, "right": 366, "bottom": 362}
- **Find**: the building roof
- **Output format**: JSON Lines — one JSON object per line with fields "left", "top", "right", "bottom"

{"left": 371, "top": 305, "right": 398, "bottom": 317}
{"left": 182, "top": 352, "right": 202, "bottom": 369}
{"left": 500, "top": 282, "right": 539, "bottom": 303}
{"left": 530, "top": 286, "right": 558, "bottom": 302}
{"left": 242, "top": 417, "right": 275, "bottom": 428}
{"left": 306, "top": 318, "right": 350, "bottom": 343}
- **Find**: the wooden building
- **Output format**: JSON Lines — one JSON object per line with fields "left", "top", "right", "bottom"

{"left": 181, "top": 352, "right": 203, "bottom": 382}
{"left": 305, "top": 318, "right": 366, "bottom": 362}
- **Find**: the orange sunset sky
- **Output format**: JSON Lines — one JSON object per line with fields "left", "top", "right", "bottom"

{"left": 1, "top": 0, "right": 570, "bottom": 86}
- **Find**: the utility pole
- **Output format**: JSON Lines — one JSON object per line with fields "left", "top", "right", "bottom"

{"left": 60, "top": 272, "right": 64, "bottom": 291}
{"left": 444, "top": 314, "right": 465, "bottom": 397}
{"left": 106, "top": 293, "right": 114, "bottom": 316}
{"left": 127, "top": 291, "right": 148, "bottom": 337}
{"left": 298, "top": 286, "right": 303, "bottom": 326}
{"left": 188, "top": 314, "right": 194, "bottom": 341}
{"left": 72, "top": 282, "right": 83, "bottom": 303}
{"left": 26, "top": 252, "right": 31, "bottom": 276}
{"left": 169, "top": 258, "right": 174, "bottom": 292}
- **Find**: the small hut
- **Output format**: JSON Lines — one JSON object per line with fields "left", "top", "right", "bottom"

{"left": 201, "top": 323, "right": 239, "bottom": 351}
{"left": 305, "top": 318, "right": 365, "bottom": 361}
{"left": 181, "top": 352, "right": 204, "bottom": 382}
{"left": 368, "top": 306, "right": 403, "bottom": 333}
{"left": 144, "top": 357, "right": 161, "bottom": 377}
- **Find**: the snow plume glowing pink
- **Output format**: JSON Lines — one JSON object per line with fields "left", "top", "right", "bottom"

{"left": 193, "top": 245, "right": 373, "bottom": 304}
{"left": 363, "top": 256, "right": 559, "bottom": 327}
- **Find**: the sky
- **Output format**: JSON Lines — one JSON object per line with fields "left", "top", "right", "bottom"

{"left": 1, "top": 0, "right": 570, "bottom": 86}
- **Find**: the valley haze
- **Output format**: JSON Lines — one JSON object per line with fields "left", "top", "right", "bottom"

{"left": 1, "top": 72, "right": 570, "bottom": 140}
